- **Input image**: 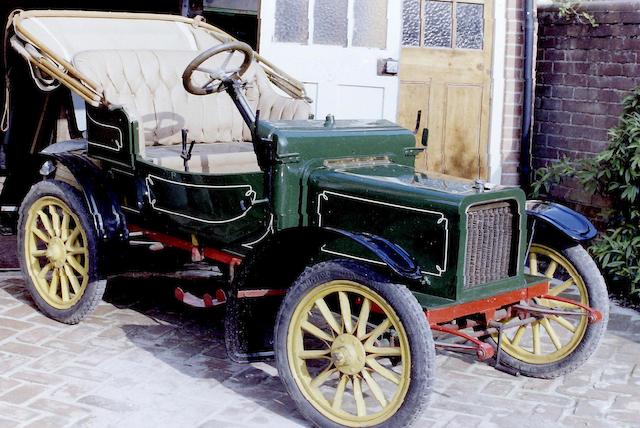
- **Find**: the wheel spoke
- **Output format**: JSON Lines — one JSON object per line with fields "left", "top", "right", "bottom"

{"left": 315, "top": 297, "right": 341, "bottom": 335}
{"left": 302, "top": 320, "right": 334, "bottom": 343}
{"left": 61, "top": 212, "right": 70, "bottom": 240}
{"left": 356, "top": 298, "right": 371, "bottom": 339}
{"left": 532, "top": 323, "right": 541, "bottom": 355}
{"left": 551, "top": 315, "right": 576, "bottom": 333}
{"left": 297, "top": 349, "right": 331, "bottom": 360}
{"left": 511, "top": 325, "right": 526, "bottom": 347}
{"left": 549, "top": 279, "right": 574, "bottom": 296}
{"left": 310, "top": 366, "right": 337, "bottom": 389}
{"left": 32, "top": 227, "right": 50, "bottom": 244}
{"left": 361, "top": 369, "right": 387, "bottom": 407}
{"left": 49, "top": 206, "right": 61, "bottom": 237}
{"left": 363, "top": 319, "right": 391, "bottom": 346}
{"left": 540, "top": 318, "right": 562, "bottom": 350}
{"left": 364, "top": 345, "right": 402, "bottom": 357}
{"left": 67, "top": 246, "right": 88, "bottom": 256}
{"left": 338, "top": 291, "right": 353, "bottom": 334}
{"left": 63, "top": 264, "right": 81, "bottom": 294}
{"left": 529, "top": 252, "right": 539, "bottom": 276}
{"left": 332, "top": 375, "right": 348, "bottom": 411}
{"left": 221, "top": 51, "right": 234, "bottom": 69}
{"left": 365, "top": 356, "right": 400, "bottom": 384}
{"left": 38, "top": 211, "right": 55, "bottom": 237}
{"left": 31, "top": 249, "right": 47, "bottom": 257}
{"left": 66, "top": 255, "right": 88, "bottom": 276}
{"left": 352, "top": 377, "right": 366, "bottom": 417}
{"left": 59, "top": 269, "right": 70, "bottom": 302}
{"left": 48, "top": 269, "right": 59, "bottom": 296}
{"left": 544, "top": 260, "right": 558, "bottom": 278}
{"left": 65, "top": 227, "right": 81, "bottom": 247}
{"left": 37, "top": 263, "right": 53, "bottom": 280}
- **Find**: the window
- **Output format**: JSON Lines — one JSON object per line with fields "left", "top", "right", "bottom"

{"left": 402, "top": 0, "right": 484, "bottom": 49}
{"left": 274, "top": 0, "right": 309, "bottom": 43}
{"left": 274, "top": 0, "right": 388, "bottom": 49}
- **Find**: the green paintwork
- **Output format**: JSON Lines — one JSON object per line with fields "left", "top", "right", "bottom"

{"left": 86, "top": 108, "right": 531, "bottom": 309}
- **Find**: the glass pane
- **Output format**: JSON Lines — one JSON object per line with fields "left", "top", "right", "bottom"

{"left": 274, "top": 0, "right": 309, "bottom": 43}
{"left": 353, "top": 0, "right": 388, "bottom": 49}
{"left": 456, "top": 3, "right": 484, "bottom": 49}
{"left": 402, "top": 0, "right": 420, "bottom": 47}
{"left": 424, "top": 0, "right": 452, "bottom": 48}
{"left": 313, "top": 0, "right": 348, "bottom": 46}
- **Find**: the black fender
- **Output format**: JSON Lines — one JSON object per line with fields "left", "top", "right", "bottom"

{"left": 526, "top": 200, "right": 597, "bottom": 242}
{"left": 39, "top": 142, "right": 129, "bottom": 271}
{"left": 224, "top": 226, "right": 423, "bottom": 363}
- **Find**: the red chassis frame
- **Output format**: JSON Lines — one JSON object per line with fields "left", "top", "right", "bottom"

{"left": 130, "top": 226, "right": 603, "bottom": 360}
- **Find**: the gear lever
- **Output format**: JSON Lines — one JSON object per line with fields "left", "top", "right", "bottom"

{"left": 180, "top": 129, "right": 195, "bottom": 172}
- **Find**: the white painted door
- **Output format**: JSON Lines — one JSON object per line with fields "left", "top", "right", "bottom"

{"left": 259, "top": 0, "right": 402, "bottom": 121}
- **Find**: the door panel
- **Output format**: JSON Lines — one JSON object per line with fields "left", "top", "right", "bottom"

{"left": 397, "top": 0, "right": 493, "bottom": 179}
{"left": 396, "top": 81, "right": 431, "bottom": 168}
{"left": 135, "top": 160, "right": 271, "bottom": 248}
{"left": 336, "top": 85, "right": 385, "bottom": 120}
{"left": 443, "top": 84, "right": 484, "bottom": 177}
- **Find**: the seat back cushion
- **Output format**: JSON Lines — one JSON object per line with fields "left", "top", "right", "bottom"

{"left": 73, "top": 49, "right": 310, "bottom": 149}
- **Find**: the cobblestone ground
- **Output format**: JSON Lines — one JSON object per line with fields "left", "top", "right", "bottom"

{"left": 0, "top": 271, "right": 639, "bottom": 428}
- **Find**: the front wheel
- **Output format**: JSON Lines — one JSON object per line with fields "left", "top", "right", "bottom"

{"left": 490, "top": 238, "right": 609, "bottom": 378}
{"left": 275, "top": 260, "right": 435, "bottom": 428}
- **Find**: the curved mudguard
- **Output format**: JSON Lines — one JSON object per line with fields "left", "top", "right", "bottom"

{"left": 40, "top": 145, "right": 128, "bottom": 268}
{"left": 526, "top": 200, "right": 597, "bottom": 241}
{"left": 225, "top": 226, "right": 423, "bottom": 363}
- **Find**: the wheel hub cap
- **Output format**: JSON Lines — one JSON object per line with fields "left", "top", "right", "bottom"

{"left": 47, "top": 237, "right": 67, "bottom": 267}
{"left": 331, "top": 334, "right": 366, "bottom": 375}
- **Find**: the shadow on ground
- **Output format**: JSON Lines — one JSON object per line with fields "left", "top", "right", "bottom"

{"left": 104, "top": 275, "right": 306, "bottom": 425}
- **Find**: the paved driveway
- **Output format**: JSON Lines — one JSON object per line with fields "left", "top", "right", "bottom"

{"left": 0, "top": 271, "right": 639, "bottom": 428}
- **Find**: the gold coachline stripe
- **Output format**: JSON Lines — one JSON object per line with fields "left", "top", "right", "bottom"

{"left": 10, "top": 9, "right": 308, "bottom": 104}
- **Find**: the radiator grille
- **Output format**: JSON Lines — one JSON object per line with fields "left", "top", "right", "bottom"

{"left": 464, "top": 201, "right": 517, "bottom": 288}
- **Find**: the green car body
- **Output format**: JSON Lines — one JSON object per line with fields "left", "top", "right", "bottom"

{"left": 77, "top": 111, "right": 535, "bottom": 312}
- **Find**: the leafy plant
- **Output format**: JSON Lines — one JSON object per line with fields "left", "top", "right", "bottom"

{"left": 555, "top": 1, "right": 599, "bottom": 27}
{"left": 533, "top": 87, "right": 640, "bottom": 296}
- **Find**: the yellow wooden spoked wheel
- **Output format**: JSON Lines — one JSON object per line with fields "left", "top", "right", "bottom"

{"left": 287, "top": 281, "right": 411, "bottom": 427}
{"left": 495, "top": 243, "right": 589, "bottom": 364}
{"left": 23, "top": 196, "right": 90, "bottom": 310}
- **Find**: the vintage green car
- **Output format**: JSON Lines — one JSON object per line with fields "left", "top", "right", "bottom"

{"left": 4, "top": 10, "right": 608, "bottom": 428}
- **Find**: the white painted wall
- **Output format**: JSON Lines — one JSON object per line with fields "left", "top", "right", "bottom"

{"left": 489, "top": 0, "right": 507, "bottom": 184}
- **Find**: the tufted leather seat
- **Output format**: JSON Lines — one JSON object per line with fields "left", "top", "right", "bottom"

{"left": 73, "top": 49, "right": 310, "bottom": 173}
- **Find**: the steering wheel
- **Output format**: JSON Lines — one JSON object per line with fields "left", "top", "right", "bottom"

{"left": 182, "top": 41, "right": 254, "bottom": 96}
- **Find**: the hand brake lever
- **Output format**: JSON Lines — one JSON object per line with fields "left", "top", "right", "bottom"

{"left": 180, "top": 129, "right": 196, "bottom": 172}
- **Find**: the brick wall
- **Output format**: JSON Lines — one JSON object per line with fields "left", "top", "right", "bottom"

{"left": 534, "top": 1, "right": 640, "bottom": 216}
{"left": 501, "top": 0, "right": 526, "bottom": 185}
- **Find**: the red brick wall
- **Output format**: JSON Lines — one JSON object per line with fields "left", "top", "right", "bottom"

{"left": 533, "top": 1, "right": 640, "bottom": 215}
{"left": 501, "top": 0, "right": 526, "bottom": 185}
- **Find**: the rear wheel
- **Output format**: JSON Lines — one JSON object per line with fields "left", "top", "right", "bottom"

{"left": 275, "top": 260, "right": 434, "bottom": 428}
{"left": 490, "top": 238, "right": 609, "bottom": 378}
{"left": 18, "top": 180, "right": 104, "bottom": 324}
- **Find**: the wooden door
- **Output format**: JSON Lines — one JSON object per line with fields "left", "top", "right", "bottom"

{"left": 397, "top": 0, "right": 493, "bottom": 179}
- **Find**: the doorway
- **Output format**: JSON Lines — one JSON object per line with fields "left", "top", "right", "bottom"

{"left": 203, "top": 0, "right": 259, "bottom": 49}
{"left": 397, "top": 0, "right": 494, "bottom": 180}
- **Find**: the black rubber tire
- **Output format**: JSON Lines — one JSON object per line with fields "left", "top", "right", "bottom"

{"left": 18, "top": 180, "right": 105, "bottom": 325}
{"left": 491, "top": 236, "right": 609, "bottom": 378}
{"left": 274, "top": 260, "right": 435, "bottom": 428}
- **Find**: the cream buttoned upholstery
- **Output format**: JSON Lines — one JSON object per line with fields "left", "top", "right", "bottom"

{"left": 73, "top": 49, "right": 310, "bottom": 173}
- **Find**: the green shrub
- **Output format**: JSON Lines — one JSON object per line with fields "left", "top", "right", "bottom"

{"left": 533, "top": 87, "right": 640, "bottom": 296}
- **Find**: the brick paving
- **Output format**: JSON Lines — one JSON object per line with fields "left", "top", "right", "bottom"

{"left": 0, "top": 271, "right": 639, "bottom": 428}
